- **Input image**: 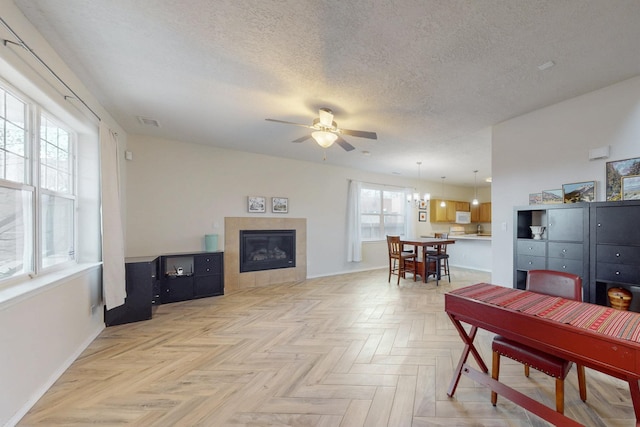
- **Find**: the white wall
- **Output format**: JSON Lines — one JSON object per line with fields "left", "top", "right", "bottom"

{"left": 125, "top": 134, "right": 482, "bottom": 277}
{"left": 0, "top": 2, "right": 124, "bottom": 425}
{"left": 492, "top": 76, "right": 640, "bottom": 287}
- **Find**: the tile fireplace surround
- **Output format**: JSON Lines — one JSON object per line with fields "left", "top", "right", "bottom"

{"left": 224, "top": 217, "right": 307, "bottom": 292}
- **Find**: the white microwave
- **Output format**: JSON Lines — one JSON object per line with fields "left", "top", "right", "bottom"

{"left": 455, "top": 211, "right": 471, "bottom": 224}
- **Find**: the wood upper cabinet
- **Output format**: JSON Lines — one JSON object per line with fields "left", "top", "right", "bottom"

{"left": 479, "top": 202, "right": 492, "bottom": 222}
{"left": 430, "top": 199, "right": 459, "bottom": 222}
{"left": 456, "top": 201, "right": 471, "bottom": 212}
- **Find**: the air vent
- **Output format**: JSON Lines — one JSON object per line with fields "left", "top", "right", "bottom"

{"left": 137, "top": 116, "right": 160, "bottom": 127}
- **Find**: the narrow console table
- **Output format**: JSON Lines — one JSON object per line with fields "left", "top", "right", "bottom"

{"left": 104, "top": 251, "right": 224, "bottom": 326}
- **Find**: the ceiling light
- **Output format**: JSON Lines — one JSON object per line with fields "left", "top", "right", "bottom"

{"left": 311, "top": 131, "right": 338, "bottom": 148}
{"left": 472, "top": 170, "right": 479, "bottom": 206}
{"left": 440, "top": 176, "right": 446, "bottom": 207}
{"left": 485, "top": 177, "right": 492, "bottom": 183}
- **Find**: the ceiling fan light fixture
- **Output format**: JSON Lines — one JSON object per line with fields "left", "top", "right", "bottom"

{"left": 312, "top": 131, "right": 338, "bottom": 148}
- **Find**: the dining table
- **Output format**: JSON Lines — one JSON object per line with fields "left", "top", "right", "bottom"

{"left": 400, "top": 237, "right": 455, "bottom": 283}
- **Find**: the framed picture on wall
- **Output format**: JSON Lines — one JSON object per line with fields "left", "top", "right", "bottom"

{"left": 541, "top": 189, "right": 563, "bottom": 204}
{"left": 418, "top": 200, "right": 428, "bottom": 210}
{"left": 418, "top": 211, "right": 427, "bottom": 222}
{"left": 606, "top": 157, "right": 640, "bottom": 201}
{"left": 529, "top": 193, "right": 542, "bottom": 205}
{"left": 247, "top": 196, "right": 266, "bottom": 213}
{"left": 272, "top": 197, "right": 288, "bottom": 213}
{"left": 562, "top": 181, "right": 596, "bottom": 203}
{"left": 622, "top": 175, "right": 640, "bottom": 200}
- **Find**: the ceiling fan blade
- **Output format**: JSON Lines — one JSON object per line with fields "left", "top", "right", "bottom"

{"left": 339, "top": 128, "right": 378, "bottom": 139}
{"left": 292, "top": 135, "right": 312, "bottom": 143}
{"left": 335, "top": 136, "right": 355, "bottom": 152}
{"left": 265, "top": 118, "right": 314, "bottom": 129}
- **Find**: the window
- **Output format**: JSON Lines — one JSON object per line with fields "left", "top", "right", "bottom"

{"left": 360, "top": 184, "right": 407, "bottom": 241}
{"left": 0, "top": 82, "right": 76, "bottom": 283}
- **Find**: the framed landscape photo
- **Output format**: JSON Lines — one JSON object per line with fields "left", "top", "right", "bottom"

{"left": 622, "top": 175, "right": 640, "bottom": 200}
{"left": 247, "top": 196, "right": 266, "bottom": 213}
{"left": 272, "top": 197, "right": 288, "bottom": 213}
{"left": 606, "top": 157, "right": 640, "bottom": 201}
{"left": 562, "top": 181, "right": 596, "bottom": 203}
{"left": 529, "top": 193, "right": 542, "bottom": 205}
{"left": 542, "top": 189, "right": 563, "bottom": 204}
{"left": 418, "top": 211, "right": 427, "bottom": 222}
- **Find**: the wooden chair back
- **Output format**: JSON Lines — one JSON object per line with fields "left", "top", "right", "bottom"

{"left": 526, "top": 270, "right": 582, "bottom": 301}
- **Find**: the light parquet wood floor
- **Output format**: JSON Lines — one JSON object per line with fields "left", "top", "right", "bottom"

{"left": 18, "top": 268, "right": 638, "bottom": 426}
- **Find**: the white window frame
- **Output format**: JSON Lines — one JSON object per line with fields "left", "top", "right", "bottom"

{"left": 360, "top": 183, "right": 408, "bottom": 242}
{"left": 0, "top": 79, "right": 77, "bottom": 287}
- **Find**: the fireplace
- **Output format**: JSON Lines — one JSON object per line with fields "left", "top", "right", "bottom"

{"left": 240, "top": 229, "right": 296, "bottom": 273}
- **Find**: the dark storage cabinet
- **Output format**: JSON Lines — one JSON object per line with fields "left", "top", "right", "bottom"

{"left": 105, "top": 251, "right": 224, "bottom": 326}
{"left": 161, "top": 252, "right": 224, "bottom": 303}
{"left": 514, "top": 201, "right": 640, "bottom": 312}
{"left": 590, "top": 201, "right": 640, "bottom": 311}
{"left": 513, "top": 204, "right": 589, "bottom": 298}
{"left": 104, "top": 256, "right": 160, "bottom": 326}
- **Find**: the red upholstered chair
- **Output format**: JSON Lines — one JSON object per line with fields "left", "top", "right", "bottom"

{"left": 386, "top": 235, "right": 417, "bottom": 285}
{"left": 491, "top": 270, "right": 587, "bottom": 414}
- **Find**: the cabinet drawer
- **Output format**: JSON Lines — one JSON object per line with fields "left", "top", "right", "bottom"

{"left": 517, "top": 255, "right": 546, "bottom": 271}
{"left": 596, "top": 262, "right": 640, "bottom": 284}
{"left": 547, "top": 258, "right": 584, "bottom": 277}
{"left": 547, "top": 242, "right": 583, "bottom": 261}
{"left": 516, "top": 240, "right": 546, "bottom": 257}
{"left": 597, "top": 245, "right": 640, "bottom": 265}
{"left": 194, "top": 253, "right": 223, "bottom": 275}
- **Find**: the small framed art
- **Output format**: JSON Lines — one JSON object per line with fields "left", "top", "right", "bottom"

{"left": 272, "top": 197, "right": 288, "bottom": 213}
{"left": 418, "top": 200, "right": 428, "bottom": 210}
{"left": 247, "top": 196, "right": 266, "bottom": 213}
{"left": 529, "top": 193, "right": 542, "bottom": 205}
{"left": 418, "top": 211, "right": 427, "bottom": 222}
{"left": 562, "top": 181, "right": 596, "bottom": 203}
{"left": 541, "top": 189, "right": 563, "bottom": 204}
{"left": 622, "top": 175, "right": 640, "bottom": 200}
{"left": 606, "top": 157, "right": 640, "bottom": 201}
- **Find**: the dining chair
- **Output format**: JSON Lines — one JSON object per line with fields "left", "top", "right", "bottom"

{"left": 386, "top": 235, "right": 417, "bottom": 285}
{"left": 491, "top": 270, "right": 587, "bottom": 414}
{"left": 426, "top": 233, "right": 450, "bottom": 285}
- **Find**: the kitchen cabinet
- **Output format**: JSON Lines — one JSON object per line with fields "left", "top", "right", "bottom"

{"left": 479, "top": 202, "right": 492, "bottom": 222}
{"left": 430, "top": 200, "right": 468, "bottom": 222}
{"left": 513, "top": 204, "right": 589, "bottom": 297}
{"left": 471, "top": 202, "right": 491, "bottom": 223}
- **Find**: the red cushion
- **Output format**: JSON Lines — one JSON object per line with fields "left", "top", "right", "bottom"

{"left": 492, "top": 335, "right": 572, "bottom": 379}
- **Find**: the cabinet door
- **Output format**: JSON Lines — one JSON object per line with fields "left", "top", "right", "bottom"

{"left": 479, "top": 203, "right": 492, "bottom": 222}
{"left": 446, "top": 202, "right": 457, "bottom": 222}
{"left": 430, "top": 200, "right": 447, "bottom": 222}
{"left": 105, "top": 260, "right": 155, "bottom": 326}
{"left": 470, "top": 204, "right": 480, "bottom": 222}
{"left": 162, "top": 276, "right": 194, "bottom": 303}
{"left": 456, "top": 201, "right": 470, "bottom": 212}
{"left": 194, "top": 275, "right": 224, "bottom": 297}
{"left": 594, "top": 205, "right": 640, "bottom": 245}
{"left": 547, "top": 207, "right": 584, "bottom": 242}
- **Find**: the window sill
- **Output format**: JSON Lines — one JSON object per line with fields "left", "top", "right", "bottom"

{"left": 0, "top": 262, "right": 102, "bottom": 311}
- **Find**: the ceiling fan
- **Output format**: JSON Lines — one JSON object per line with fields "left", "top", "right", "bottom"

{"left": 266, "top": 108, "right": 377, "bottom": 151}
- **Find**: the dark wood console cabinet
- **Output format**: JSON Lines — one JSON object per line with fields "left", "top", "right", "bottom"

{"left": 161, "top": 252, "right": 224, "bottom": 303}
{"left": 514, "top": 200, "right": 640, "bottom": 312}
{"left": 104, "top": 256, "right": 160, "bottom": 326}
{"left": 105, "top": 251, "right": 224, "bottom": 326}
{"left": 514, "top": 203, "right": 589, "bottom": 299}
{"left": 590, "top": 201, "right": 640, "bottom": 311}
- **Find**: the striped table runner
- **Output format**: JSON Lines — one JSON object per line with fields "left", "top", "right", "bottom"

{"left": 451, "top": 283, "right": 640, "bottom": 343}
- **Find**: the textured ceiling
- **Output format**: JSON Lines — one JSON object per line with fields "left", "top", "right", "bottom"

{"left": 11, "top": 0, "right": 640, "bottom": 186}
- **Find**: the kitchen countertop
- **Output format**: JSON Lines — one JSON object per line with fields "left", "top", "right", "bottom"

{"left": 422, "top": 234, "right": 492, "bottom": 241}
